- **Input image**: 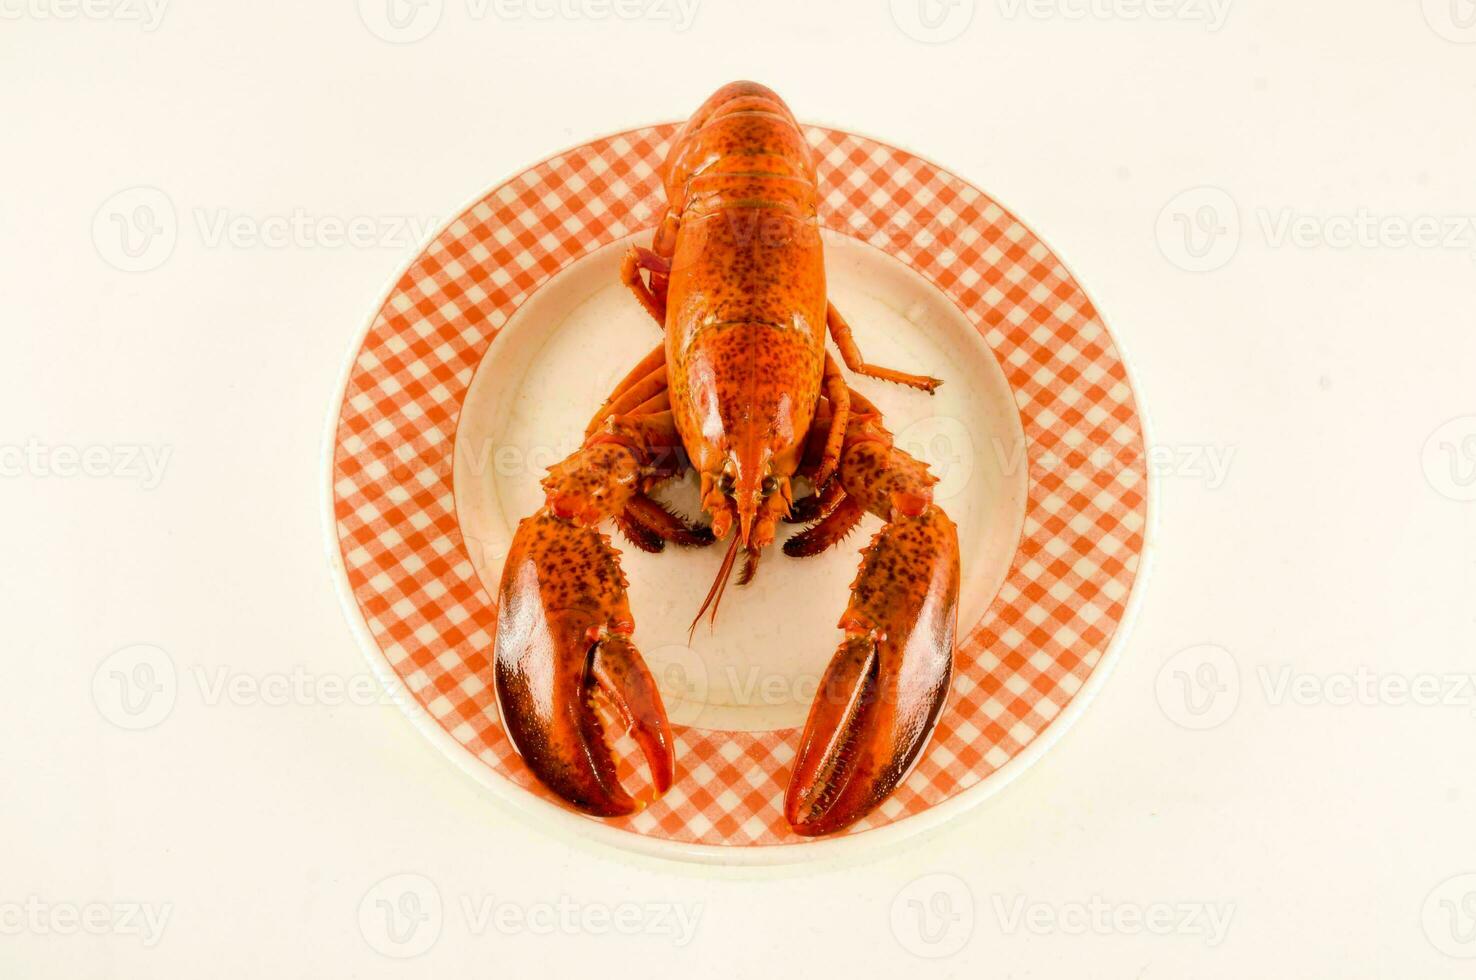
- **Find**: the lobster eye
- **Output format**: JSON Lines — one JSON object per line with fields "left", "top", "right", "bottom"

{"left": 761, "top": 476, "right": 778, "bottom": 495}
{"left": 719, "top": 474, "right": 735, "bottom": 493}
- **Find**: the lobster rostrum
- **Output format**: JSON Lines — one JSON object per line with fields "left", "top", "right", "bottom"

{"left": 491, "top": 82, "right": 961, "bottom": 836}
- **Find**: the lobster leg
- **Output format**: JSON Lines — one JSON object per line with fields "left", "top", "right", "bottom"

{"left": 784, "top": 406, "right": 960, "bottom": 836}
{"left": 585, "top": 343, "right": 665, "bottom": 438}
{"left": 620, "top": 246, "right": 671, "bottom": 328}
{"left": 826, "top": 302, "right": 943, "bottom": 393}
{"left": 813, "top": 353, "right": 850, "bottom": 489}
{"left": 785, "top": 361, "right": 856, "bottom": 524}
{"left": 785, "top": 472, "right": 844, "bottom": 525}
{"left": 783, "top": 496, "right": 864, "bottom": 557}
{"left": 623, "top": 493, "right": 714, "bottom": 548}
{"left": 588, "top": 365, "right": 668, "bottom": 435}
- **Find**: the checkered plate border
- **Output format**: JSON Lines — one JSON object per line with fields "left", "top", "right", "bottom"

{"left": 328, "top": 124, "right": 1148, "bottom": 850}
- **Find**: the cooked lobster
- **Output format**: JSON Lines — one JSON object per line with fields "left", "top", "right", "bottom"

{"left": 491, "top": 81, "right": 960, "bottom": 836}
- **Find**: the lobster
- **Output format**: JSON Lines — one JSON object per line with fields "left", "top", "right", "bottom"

{"left": 491, "top": 82, "right": 961, "bottom": 837}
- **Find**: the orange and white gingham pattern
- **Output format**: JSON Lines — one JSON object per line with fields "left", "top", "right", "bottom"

{"left": 331, "top": 125, "right": 1147, "bottom": 847}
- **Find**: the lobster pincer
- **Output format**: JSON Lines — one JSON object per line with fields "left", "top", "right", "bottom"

{"left": 493, "top": 413, "right": 709, "bottom": 816}
{"left": 783, "top": 403, "right": 961, "bottom": 835}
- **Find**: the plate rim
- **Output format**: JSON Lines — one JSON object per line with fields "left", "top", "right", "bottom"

{"left": 320, "top": 122, "right": 1156, "bottom": 867}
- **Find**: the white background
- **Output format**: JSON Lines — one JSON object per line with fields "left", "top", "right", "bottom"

{"left": 4, "top": 0, "right": 1476, "bottom": 976}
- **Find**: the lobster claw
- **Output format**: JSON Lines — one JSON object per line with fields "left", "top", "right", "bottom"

{"left": 493, "top": 512, "right": 674, "bottom": 817}
{"left": 785, "top": 507, "right": 960, "bottom": 836}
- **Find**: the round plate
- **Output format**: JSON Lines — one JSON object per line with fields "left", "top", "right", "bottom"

{"left": 325, "top": 124, "right": 1150, "bottom": 864}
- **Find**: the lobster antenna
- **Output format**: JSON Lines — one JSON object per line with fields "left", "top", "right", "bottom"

{"left": 690, "top": 533, "right": 741, "bottom": 638}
